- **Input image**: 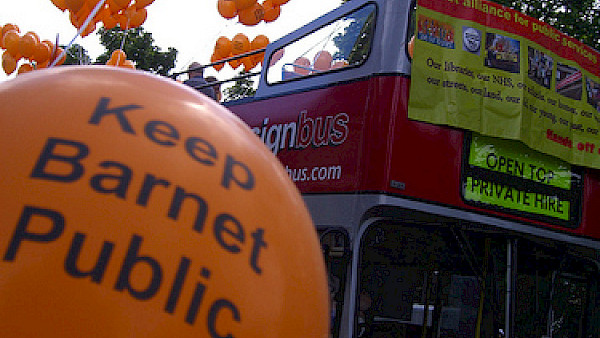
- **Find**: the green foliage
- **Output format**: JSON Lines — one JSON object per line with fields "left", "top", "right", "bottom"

{"left": 492, "top": 0, "right": 600, "bottom": 51}
{"left": 223, "top": 71, "right": 257, "bottom": 102}
{"left": 95, "top": 27, "right": 178, "bottom": 76}
{"left": 62, "top": 43, "right": 92, "bottom": 66}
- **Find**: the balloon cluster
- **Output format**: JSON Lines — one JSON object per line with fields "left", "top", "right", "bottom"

{"left": 50, "top": 0, "right": 154, "bottom": 37}
{"left": 1, "top": 23, "right": 65, "bottom": 76}
{"left": 217, "top": 0, "right": 290, "bottom": 26}
{"left": 104, "top": 49, "right": 136, "bottom": 69}
{"left": 211, "top": 33, "right": 269, "bottom": 72}
{"left": 292, "top": 52, "right": 349, "bottom": 76}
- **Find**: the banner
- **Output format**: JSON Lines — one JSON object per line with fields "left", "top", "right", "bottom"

{"left": 408, "top": 0, "right": 600, "bottom": 169}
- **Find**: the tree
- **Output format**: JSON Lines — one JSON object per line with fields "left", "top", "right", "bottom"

{"left": 493, "top": 0, "right": 600, "bottom": 51}
{"left": 95, "top": 27, "right": 178, "bottom": 76}
{"left": 62, "top": 43, "right": 92, "bottom": 65}
{"left": 223, "top": 71, "right": 257, "bottom": 102}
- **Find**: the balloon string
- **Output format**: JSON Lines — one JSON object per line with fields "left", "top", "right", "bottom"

{"left": 50, "top": 0, "right": 108, "bottom": 67}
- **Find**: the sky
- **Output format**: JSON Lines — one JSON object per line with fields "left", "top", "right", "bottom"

{"left": 0, "top": 0, "right": 343, "bottom": 81}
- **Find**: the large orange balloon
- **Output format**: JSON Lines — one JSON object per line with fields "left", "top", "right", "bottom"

{"left": 50, "top": 0, "right": 68, "bottom": 11}
{"left": 231, "top": 33, "right": 250, "bottom": 56}
{"left": 293, "top": 56, "right": 311, "bottom": 75}
{"left": 134, "top": 0, "right": 155, "bottom": 8}
{"left": 313, "top": 50, "right": 333, "bottom": 71}
{"left": 32, "top": 41, "right": 52, "bottom": 64}
{"left": 65, "top": 0, "right": 85, "bottom": 12}
{"left": 232, "top": 0, "right": 256, "bottom": 11}
{"left": 211, "top": 53, "right": 225, "bottom": 71}
{"left": 238, "top": 3, "right": 264, "bottom": 26}
{"left": 19, "top": 32, "right": 40, "bottom": 59}
{"left": 2, "top": 51, "right": 17, "bottom": 75}
{"left": 0, "top": 66, "right": 329, "bottom": 337}
{"left": 262, "top": 0, "right": 280, "bottom": 22}
{"left": 214, "top": 36, "right": 232, "bottom": 59}
{"left": 251, "top": 35, "right": 269, "bottom": 64}
{"left": 3, "top": 30, "right": 21, "bottom": 56}
{"left": 217, "top": 0, "right": 238, "bottom": 19}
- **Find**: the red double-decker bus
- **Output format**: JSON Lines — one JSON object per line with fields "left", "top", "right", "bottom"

{"left": 216, "top": 0, "right": 600, "bottom": 336}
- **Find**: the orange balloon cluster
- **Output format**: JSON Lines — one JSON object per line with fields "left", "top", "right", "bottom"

{"left": 1, "top": 23, "right": 65, "bottom": 76}
{"left": 211, "top": 33, "right": 270, "bottom": 72}
{"left": 50, "top": 0, "right": 154, "bottom": 37}
{"left": 217, "top": 0, "right": 289, "bottom": 26}
{"left": 105, "top": 48, "right": 136, "bottom": 69}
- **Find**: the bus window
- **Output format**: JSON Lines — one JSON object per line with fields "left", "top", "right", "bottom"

{"left": 514, "top": 240, "right": 600, "bottom": 338}
{"left": 320, "top": 228, "right": 350, "bottom": 338}
{"left": 356, "top": 222, "right": 506, "bottom": 337}
{"left": 267, "top": 4, "right": 376, "bottom": 84}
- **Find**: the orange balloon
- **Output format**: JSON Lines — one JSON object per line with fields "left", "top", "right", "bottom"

{"left": 231, "top": 33, "right": 250, "bottom": 56}
{"left": 251, "top": 35, "right": 269, "bottom": 64}
{"left": 3, "top": 31, "right": 21, "bottom": 57}
{"left": 217, "top": 0, "right": 237, "bottom": 19}
{"left": 293, "top": 56, "right": 310, "bottom": 75}
{"left": 128, "top": 7, "right": 147, "bottom": 28}
{"left": 238, "top": 3, "right": 264, "bottom": 26}
{"left": 313, "top": 50, "right": 333, "bottom": 71}
{"left": 262, "top": 0, "right": 280, "bottom": 22}
{"left": 102, "top": 12, "right": 119, "bottom": 29}
{"left": 112, "top": 0, "right": 131, "bottom": 10}
{"left": 50, "top": 0, "right": 68, "bottom": 11}
{"left": 269, "top": 48, "right": 284, "bottom": 66}
{"left": 17, "top": 63, "right": 34, "bottom": 75}
{"left": 32, "top": 41, "right": 52, "bottom": 63}
{"left": 116, "top": 12, "right": 131, "bottom": 29}
{"left": 36, "top": 59, "right": 50, "bottom": 69}
{"left": 42, "top": 40, "right": 57, "bottom": 57}
{"left": 110, "top": 49, "right": 127, "bottom": 66}
{"left": 0, "top": 66, "right": 329, "bottom": 337}
{"left": 211, "top": 53, "right": 225, "bottom": 71}
{"left": 51, "top": 47, "right": 66, "bottom": 66}
{"left": 2, "top": 50, "right": 17, "bottom": 75}
{"left": 19, "top": 33, "right": 39, "bottom": 59}
{"left": 229, "top": 57, "right": 242, "bottom": 69}
{"left": 80, "top": 21, "right": 97, "bottom": 37}
{"left": 2, "top": 23, "right": 20, "bottom": 37}
{"left": 65, "top": 0, "right": 85, "bottom": 12}
{"left": 242, "top": 56, "right": 258, "bottom": 71}
{"left": 214, "top": 36, "right": 232, "bottom": 59}
{"left": 134, "top": 0, "right": 155, "bottom": 9}
{"left": 271, "top": 0, "right": 289, "bottom": 4}
{"left": 121, "top": 59, "right": 136, "bottom": 69}
{"left": 232, "top": 0, "right": 256, "bottom": 11}
{"left": 251, "top": 34, "right": 269, "bottom": 50}
{"left": 69, "top": 11, "right": 83, "bottom": 28}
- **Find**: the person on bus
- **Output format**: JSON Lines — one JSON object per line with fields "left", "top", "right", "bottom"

{"left": 205, "top": 76, "right": 222, "bottom": 102}
{"left": 183, "top": 62, "right": 216, "bottom": 100}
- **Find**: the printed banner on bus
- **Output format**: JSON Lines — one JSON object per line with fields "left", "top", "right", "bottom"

{"left": 408, "top": 0, "right": 600, "bottom": 169}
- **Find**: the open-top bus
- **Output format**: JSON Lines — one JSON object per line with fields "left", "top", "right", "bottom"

{"left": 204, "top": 0, "right": 600, "bottom": 336}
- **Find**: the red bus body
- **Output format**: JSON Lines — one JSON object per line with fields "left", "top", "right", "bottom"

{"left": 223, "top": 0, "right": 600, "bottom": 336}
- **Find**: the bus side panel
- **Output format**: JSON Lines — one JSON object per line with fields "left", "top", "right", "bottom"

{"left": 228, "top": 80, "right": 375, "bottom": 193}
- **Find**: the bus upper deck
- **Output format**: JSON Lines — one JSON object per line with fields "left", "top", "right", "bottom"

{"left": 214, "top": 0, "right": 600, "bottom": 336}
